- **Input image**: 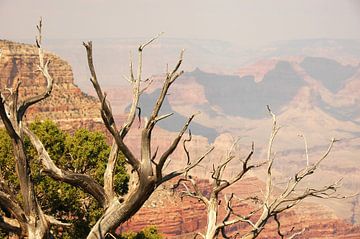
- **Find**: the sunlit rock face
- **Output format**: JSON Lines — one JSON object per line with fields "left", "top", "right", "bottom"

{"left": 0, "top": 40, "right": 102, "bottom": 130}
{"left": 120, "top": 178, "right": 360, "bottom": 238}
{"left": 2, "top": 39, "right": 360, "bottom": 237}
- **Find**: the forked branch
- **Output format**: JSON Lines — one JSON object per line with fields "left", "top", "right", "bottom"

{"left": 24, "top": 127, "right": 109, "bottom": 207}
{"left": 240, "top": 108, "right": 340, "bottom": 239}
{"left": 83, "top": 41, "right": 139, "bottom": 171}
{"left": 18, "top": 18, "right": 54, "bottom": 121}
{"left": 178, "top": 107, "right": 341, "bottom": 239}
{"left": 82, "top": 36, "right": 212, "bottom": 239}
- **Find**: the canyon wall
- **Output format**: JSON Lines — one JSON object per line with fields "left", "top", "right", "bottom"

{"left": 120, "top": 177, "right": 360, "bottom": 239}
{"left": 0, "top": 40, "right": 102, "bottom": 131}
{"left": 1, "top": 39, "right": 359, "bottom": 238}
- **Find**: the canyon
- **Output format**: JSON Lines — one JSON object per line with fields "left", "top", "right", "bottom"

{"left": 0, "top": 39, "right": 359, "bottom": 238}
{"left": 120, "top": 177, "right": 360, "bottom": 238}
{"left": 0, "top": 39, "right": 102, "bottom": 132}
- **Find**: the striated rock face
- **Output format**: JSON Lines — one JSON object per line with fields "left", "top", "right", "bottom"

{"left": 120, "top": 177, "right": 360, "bottom": 239}
{"left": 236, "top": 59, "right": 279, "bottom": 82}
{"left": 0, "top": 40, "right": 101, "bottom": 128}
{"left": 2, "top": 39, "right": 360, "bottom": 238}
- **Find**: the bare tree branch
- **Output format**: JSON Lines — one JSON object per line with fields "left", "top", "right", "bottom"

{"left": 274, "top": 214, "right": 285, "bottom": 239}
{"left": 183, "top": 130, "right": 192, "bottom": 165}
{"left": 24, "top": 127, "right": 109, "bottom": 207}
{"left": 174, "top": 178, "right": 209, "bottom": 205}
{"left": 103, "top": 141, "right": 119, "bottom": 200}
{"left": 274, "top": 214, "right": 305, "bottom": 239}
{"left": 45, "top": 215, "right": 71, "bottom": 227}
{"left": 239, "top": 109, "right": 340, "bottom": 239}
{"left": 194, "top": 232, "right": 206, "bottom": 239}
{"left": 288, "top": 229, "right": 306, "bottom": 239}
{"left": 0, "top": 18, "right": 54, "bottom": 238}
{"left": 0, "top": 216, "right": 21, "bottom": 234}
{"left": 2, "top": 20, "right": 203, "bottom": 239}
{"left": 179, "top": 106, "right": 342, "bottom": 239}
{"left": 138, "top": 49, "right": 185, "bottom": 178}
{"left": 17, "top": 18, "right": 54, "bottom": 121}
{"left": 298, "top": 134, "right": 309, "bottom": 166}
{"left": 160, "top": 146, "right": 214, "bottom": 184}
{"left": 214, "top": 142, "right": 255, "bottom": 194}
{"left": 145, "top": 50, "right": 184, "bottom": 131}
{"left": 0, "top": 190, "right": 27, "bottom": 232}
{"left": 0, "top": 94, "right": 17, "bottom": 139}
{"left": 83, "top": 37, "right": 209, "bottom": 239}
{"left": 83, "top": 41, "right": 140, "bottom": 171}
{"left": 156, "top": 114, "right": 196, "bottom": 179}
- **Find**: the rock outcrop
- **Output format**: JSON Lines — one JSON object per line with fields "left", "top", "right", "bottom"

{"left": 0, "top": 40, "right": 102, "bottom": 130}
{"left": 120, "top": 177, "right": 360, "bottom": 238}
{"left": 2, "top": 39, "right": 360, "bottom": 238}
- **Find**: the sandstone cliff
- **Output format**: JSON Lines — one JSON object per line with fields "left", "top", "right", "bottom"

{"left": 120, "top": 177, "right": 360, "bottom": 239}
{"left": 1, "top": 39, "right": 359, "bottom": 238}
{"left": 0, "top": 39, "right": 102, "bottom": 130}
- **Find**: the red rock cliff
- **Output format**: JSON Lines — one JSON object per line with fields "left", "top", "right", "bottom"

{"left": 120, "top": 177, "right": 360, "bottom": 238}
{"left": 0, "top": 40, "right": 102, "bottom": 130}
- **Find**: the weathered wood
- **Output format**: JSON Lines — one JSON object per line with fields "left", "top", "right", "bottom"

{"left": 0, "top": 18, "right": 53, "bottom": 239}
{"left": 176, "top": 107, "right": 340, "bottom": 239}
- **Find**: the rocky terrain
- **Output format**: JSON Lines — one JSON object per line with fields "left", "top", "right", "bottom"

{"left": 120, "top": 177, "right": 360, "bottom": 238}
{"left": 0, "top": 39, "right": 102, "bottom": 131}
{"left": 1, "top": 39, "right": 360, "bottom": 237}
{"left": 98, "top": 40, "right": 360, "bottom": 224}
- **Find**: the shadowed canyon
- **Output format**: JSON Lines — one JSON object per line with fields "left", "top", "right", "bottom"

{"left": 1, "top": 38, "right": 360, "bottom": 238}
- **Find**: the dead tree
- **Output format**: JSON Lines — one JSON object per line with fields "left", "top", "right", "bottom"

{"left": 177, "top": 107, "right": 346, "bottom": 239}
{"left": 0, "top": 20, "right": 70, "bottom": 238}
{"left": 15, "top": 22, "right": 214, "bottom": 239}
{"left": 1, "top": 20, "right": 347, "bottom": 239}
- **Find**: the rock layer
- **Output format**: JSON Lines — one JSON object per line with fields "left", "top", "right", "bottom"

{"left": 1, "top": 40, "right": 360, "bottom": 238}
{"left": 0, "top": 40, "right": 101, "bottom": 127}
{"left": 120, "top": 177, "right": 360, "bottom": 238}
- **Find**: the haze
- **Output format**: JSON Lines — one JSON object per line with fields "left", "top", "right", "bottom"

{"left": 1, "top": 0, "right": 360, "bottom": 47}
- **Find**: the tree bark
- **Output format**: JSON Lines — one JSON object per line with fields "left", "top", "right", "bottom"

{"left": 87, "top": 178, "right": 156, "bottom": 239}
{"left": 205, "top": 198, "right": 219, "bottom": 239}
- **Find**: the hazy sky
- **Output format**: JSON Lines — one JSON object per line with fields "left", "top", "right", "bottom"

{"left": 1, "top": 0, "right": 360, "bottom": 47}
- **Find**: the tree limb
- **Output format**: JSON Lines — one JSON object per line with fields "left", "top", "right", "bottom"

{"left": 0, "top": 190, "right": 27, "bottom": 233}
{"left": 159, "top": 146, "right": 214, "bottom": 184}
{"left": 83, "top": 41, "right": 140, "bottom": 170}
{"left": 45, "top": 215, "right": 71, "bottom": 227}
{"left": 103, "top": 141, "right": 119, "bottom": 200}
{"left": 214, "top": 142, "right": 255, "bottom": 194}
{"left": 0, "top": 216, "right": 21, "bottom": 234}
{"left": 24, "top": 127, "right": 109, "bottom": 207}
{"left": 17, "top": 18, "right": 54, "bottom": 121}
{"left": 156, "top": 114, "right": 196, "bottom": 179}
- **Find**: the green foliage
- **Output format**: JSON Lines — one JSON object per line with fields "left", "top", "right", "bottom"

{"left": 63, "top": 128, "right": 129, "bottom": 195}
{"left": 119, "top": 226, "right": 163, "bottom": 239}
{"left": 0, "top": 232, "right": 6, "bottom": 239}
{"left": 0, "top": 129, "right": 18, "bottom": 190}
{"left": 0, "top": 119, "right": 129, "bottom": 238}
